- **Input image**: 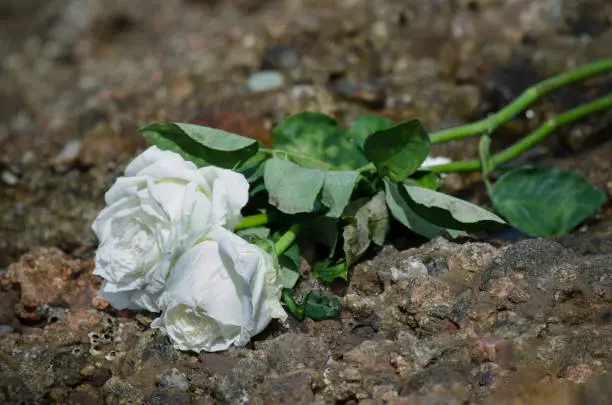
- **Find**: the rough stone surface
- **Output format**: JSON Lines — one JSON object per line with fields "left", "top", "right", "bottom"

{"left": 3, "top": 248, "right": 98, "bottom": 321}
{"left": 1, "top": 236, "right": 609, "bottom": 404}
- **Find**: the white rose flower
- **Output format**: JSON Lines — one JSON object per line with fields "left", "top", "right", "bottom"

{"left": 91, "top": 146, "right": 249, "bottom": 312}
{"left": 151, "top": 227, "right": 286, "bottom": 352}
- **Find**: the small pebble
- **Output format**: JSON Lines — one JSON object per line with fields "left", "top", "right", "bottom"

{"left": 247, "top": 70, "right": 285, "bottom": 92}
{"left": 53, "top": 139, "right": 82, "bottom": 168}
{"left": 0, "top": 325, "right": 14, "bottom": 334}
{"left": 262, "top": 45, "right": 301, "bottom": 70}
{"left": 156, "top": 368, "right": 189, "bottom": 392}
{"left": 1, "top": 170, "right": 18, "bottom": 185}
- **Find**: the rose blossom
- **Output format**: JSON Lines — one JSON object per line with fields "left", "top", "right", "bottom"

{"left": 91, "top": 146, "right": 249, "bottom": 312}
{"left": 151, "top": 227, "right": 286, "bottom": 352}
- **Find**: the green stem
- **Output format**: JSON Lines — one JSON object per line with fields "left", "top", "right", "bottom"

{"left": 428, "top": 93, "right": 612, "bottom": 173}
{"left": 429, "top": 58, "right": 612, "bottom": 143}
{"left": 281, "top": 289, "right": 304, "bottom": 320}
{"left": 234, "top": 212, "right": 269, "bottom": 230}
{"left": 274, "top": 223, "right": 302, "bottom": 256}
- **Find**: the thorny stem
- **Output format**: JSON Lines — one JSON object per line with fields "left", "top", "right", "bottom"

{"left": 429, "top": 58, "right": 612, "bottom": 143}
{"left": 427, "top": 93, "right": 612, "bottom": 173}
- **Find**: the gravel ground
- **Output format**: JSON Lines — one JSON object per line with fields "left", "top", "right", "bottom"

{"left": 1, "top": 0, "right": 611, "bottom": 403}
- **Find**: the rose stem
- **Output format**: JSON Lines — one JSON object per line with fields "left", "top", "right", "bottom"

{"left": 429, "top": 58, "right": 612, "bottom": 144}
{"left": 274, "top": 223, "right": 302, "bottom": 256}
{"left": 234, "top": 212, "right": 269, "bottom": 230}
{"left": 427, "top": 93, "right": 612, "bottom": 173}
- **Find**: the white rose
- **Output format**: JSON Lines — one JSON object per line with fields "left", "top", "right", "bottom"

{"left": 91, "top": 146, "right": 249, "bottom": 312}
{"left": 151, "top": 227, "right": 286, "bottom": 352}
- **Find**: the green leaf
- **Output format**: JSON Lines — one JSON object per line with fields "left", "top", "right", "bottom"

{"left": 363, "top": 119, "right": 431, "bottom": 181}
{"left": 303, "top": 293, "right": 342, "bottom": 320}
{"left": 383, "top": 179, "right": 447, "bottom": 238}
{"left": 271, "top": 112, "right": 368, "bottom": 170}
{"left": 139, "top": 122, "right": 259, "bottom": 168}
{"left": 347, "top": 114, "right": 395, "bottom": 150}
{"left": 366, "top": 191, "right": 389, "bottom": 246}
{"left": 281, "top": 290, "right": 341, "bottom": 321}
{"left": 492, "top": 166, "right": 607, "bottom": 236}
{"left": 321, "top": 171, "right": 359, "bottom": 218}
{"left": 406, "top": 171, "right": 441, "bottom": 190}
{"left": 264, "top": 158, "right": 325, "bottom": 214}
{"left": 278, "top": 243, "right": 301, "bottom": 289}
{"left": 313, "top": 259, "right": 347, "bottom": 282}
{"left": 402, "top": 182, "right": 506, "bottom": 231}
{"left": 237, "top": 151, "right": 269, "bottom": 183}
{"left": 281, "top": 289, "right": 304, "bottom": 320}
{"left": 342, "top": 192, "right": 389, "bottom": 266}
{"left": 302, "top": 216, "right": 339, "bottom": 254}
{"left": 138, "top": 127, "right": 209, "bottom": 167}
{"left": 343, "top": 199, "right": 372, "bottom": 267}
{"left": 236, "top": 226, "right": 271, "bottom": 241}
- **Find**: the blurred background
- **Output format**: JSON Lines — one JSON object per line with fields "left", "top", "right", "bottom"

{"left": 1, "top": 0, "right": 611, "bottom": 267}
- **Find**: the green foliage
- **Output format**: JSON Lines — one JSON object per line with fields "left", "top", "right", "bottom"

{"left": 278, "top": 242, "right": 301, "bottom": 289}
{"left": 402, "top": 183, "right": 506, "bottom": 231}
{"left": 271, "top": 111, "right": 368, "bottom": 170}
{"left": 303, "top": 293, "right": 342, "bottom": 320}
{"left": 281, "top": 290, "right": 342, "bottom": 321}
{"left": 492, "top": 166, "right": 606, "bottom": 236}
{"left": 342, "top": 192, "right": 389, "bottom": 266}
{"left": 302, "top": 216, "right": 339, "bottom": 253}
{"left": 139, "top": 122, "right": 259, "bottom": 168}
{"left": 407, "top": 170, "right": 441, "bottom": 190}
{"left": 363, "top": 119, "right": 431, "bottom": 181}
{"left": 321, "top": 171, "right": 359, "bottom": 218}
{"left": 138, "top": 78, "right": 612, "bottom": 329}
{"left": 347, "top": 114, "right": 395, "bottom": 150}
{"left": 313, "top": 259, "right": 347, "bottom": 282}
{"left": 383, "top": 180, "right": 447, "bottom": 238}
{"left": 264, "top": 158, "right": 325, "bottom": 214}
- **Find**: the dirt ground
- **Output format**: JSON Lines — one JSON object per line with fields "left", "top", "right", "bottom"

{"left": 1, "top": 0, "right": 612, "bottom": 404}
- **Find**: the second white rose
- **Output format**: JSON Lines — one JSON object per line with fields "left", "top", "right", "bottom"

{"left": 151, "top": 227, "right": 287, "bottom": 352}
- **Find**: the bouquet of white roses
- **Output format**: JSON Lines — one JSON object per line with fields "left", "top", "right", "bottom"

{"left": 92, "top": 146, "right": 286, "bottom": 352}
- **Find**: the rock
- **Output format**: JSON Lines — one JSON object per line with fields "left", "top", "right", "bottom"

{"left": 330, "top": 76, "right": 386, "bottom": 108}
{"left": 257, "top": 370, "right": 318, "bottom": 405}
{"left": 155, "top": 368, "right": 189, "bottom": 392}
{"left": 102, "top": 377, "right": 144, "bottom": 405}
{"left": 4, "top": 247, "right": 97, "bottom": 321}
{"left": 262, "top": 45, "right": 301, "bottom": 70}
{"left": 1, "top": 170, "right": 18, "bottom": 186}
{"left": 53, "top": 139, "right": 83, "bottom": 170}
{"left": 144, "top": 387, "right": 192, "bottom": 405}
{"left": 247, "top": 71, "right": 285, "bottom": 92}
{"left": 256, "top": 333, "right": 330, "bottom": 374}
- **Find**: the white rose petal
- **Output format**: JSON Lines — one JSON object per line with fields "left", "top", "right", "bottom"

{"left": 151, "top": 227, "right": 286, "bottom": 353}
{"left": 91, "top": 146, "right": 249, "bottom": 312}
